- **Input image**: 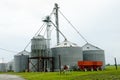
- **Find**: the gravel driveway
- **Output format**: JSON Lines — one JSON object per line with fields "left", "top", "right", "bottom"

{"left": 0, "top": 74, "right": 25, "bottom": 80}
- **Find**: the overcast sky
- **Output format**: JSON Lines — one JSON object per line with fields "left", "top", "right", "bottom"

{"left": 0, "top": 0, "right": 120, "bottom": 64}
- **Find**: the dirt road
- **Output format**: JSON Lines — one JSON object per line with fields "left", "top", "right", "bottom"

{"left": 0, "top": 74, "right": 25, "bottom": 80}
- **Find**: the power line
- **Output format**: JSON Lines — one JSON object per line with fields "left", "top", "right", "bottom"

{"left": 50, "top": 8, "right": 55, "bottom": 17}
{"left": 50, "top": 21, "right": 67, "bottom": 40}
{"left": 24, "top": 8, "right": 55, "bottom": 50}
{"left": 58, "top": 10, "right": 88, "bottom": 43}
{"left": 34, "top": 23, "right": 45, "bottom": 36}
{"left": 37, "top": 23, "right": 46, "bottom": 35}
{"left": 24, "top": 23, "right": 46, "bottom": 50}
{"left": 0, "top": 48, "right": 18, "bottom": 53}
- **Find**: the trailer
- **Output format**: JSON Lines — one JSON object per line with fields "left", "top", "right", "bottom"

{"left": 78, "top": 61, "right": 103, "bottom": 71}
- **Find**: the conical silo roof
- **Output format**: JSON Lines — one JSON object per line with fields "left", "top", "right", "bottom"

{"left": 82, "top": 43, "right": 103, "bottom": 51}
{"left": 54, "top": 40, "right": 79, "bottom": 47}
{"left": 17, "top": 50, "right": 30, "bottom": 55}
{"left": 33, "top": 35, "right": 45, "bottom": 39}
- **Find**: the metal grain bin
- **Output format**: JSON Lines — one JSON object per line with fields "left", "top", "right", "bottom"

{"left": 52, "top": 40, "right": 83, "bottom": 71}
{"left": 6, "top": 60, "right": 14, "bottom": 72}
{"left": 14, "top": 51, "right": 29, "bottom": 72}
{"left": 31, "top": 35, "right": 47, "bottom": 57}
{"left": 30, "top": 35, "right": 47, "bottom": 71}
{"left": 0, "top": 63, "right": 6, "bottom": 72}
{"left": 82, "top": 43, "right": 105, "bottom": 69}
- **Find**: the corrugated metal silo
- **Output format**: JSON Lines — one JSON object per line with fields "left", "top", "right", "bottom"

{"left": 14, "top": 50, "right": 29, "bottom": 72}
{"left": 0, "top": 63, "right": 6, "bottom": 72}
{"left": 6, "top": 60, "right": 14, "bottom": 72}
{"left": 30, "top": 35, "right": 47, "bottom": 71}
{"left": 52, "top": 40, "right": 83, "bottom": 71}
{"left": 82, "top": 43, "right": 105, "bottom": 69}
{"left": 31, "top": 35, "right": 47, "bottom": 57}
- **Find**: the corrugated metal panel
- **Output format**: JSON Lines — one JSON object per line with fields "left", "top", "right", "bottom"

{"left": 31, "top": 35, "right": 47, "bottom": 57}
{"left": 83, "top": 50, "right": 105, "bottom": 69}
{"left": 6, "top": 60, "right": 14, "bottom": 71}
{"left": 0, "top": 63, "right": 6, "bottom": 72}
{"left": 14, "top": 55, "right": 29, "bottom": 72}
{"left": 52, "top": 46, "right": 83, "bottom": 71}
{"left": 30, "top": 35, "right": 47, "bottom": 71}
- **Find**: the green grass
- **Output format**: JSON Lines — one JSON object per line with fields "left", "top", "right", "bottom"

{"left": 3, "top": 66, "right": 120, "bottom": 80}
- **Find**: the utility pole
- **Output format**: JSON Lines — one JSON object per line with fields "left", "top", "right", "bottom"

{"left": 59, "top": 55, "right": 61, "bottom": 74}
{"left": 114, "top": 57, "right": 117, "bottom": 70}
{"left": 54, "top": 3, "right": 60, "bottom": 45}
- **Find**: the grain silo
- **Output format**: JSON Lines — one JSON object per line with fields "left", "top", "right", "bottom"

{"left": 82, "top": 43, "right": 105, "bottom": 69}
{"left": 31, "top": 35, "right": 47, "bottom": 57}
{"left": 52, "top": 40, "right": 83, "bottom": 71}
{"left": 30, "top": 35, "right": 48, "bottom": 71}
{"left": 14, "top": 50, "right": 29, "bottom": 72}
{"left": 6, "top": 60, "right": 14, "bottom": 72}
{"left": 0, "top": 63, "right": 6, "bottom": 72}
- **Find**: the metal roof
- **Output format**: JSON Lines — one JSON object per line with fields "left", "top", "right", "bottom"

{"left": 82, "top": 43, "right": 103, "bottom": 51}
{"left": 33, "top": 35, "right": 45, "bottom": 39}
{"left": 16, "top": 50, "right": 30, "bottom": 55}
{"left": 54, "top": 40, "right": 79, "bottom": 47}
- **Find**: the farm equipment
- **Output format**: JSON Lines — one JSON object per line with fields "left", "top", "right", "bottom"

{"left": 78, "top": 61, "right": 103, "bottom": 71}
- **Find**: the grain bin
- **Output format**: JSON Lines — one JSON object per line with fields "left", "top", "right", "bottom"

{"left": 31, "top": 35, "right": 47, "bottom": 57}
{"left": 0, "top": 63, "right": 6, "bottom": 72}
{"left": 30, "top": 35, "right": 47, "bottom": 71}
{"left": 6, "top": 60, "right": 14, "bottom": 72}
{"left": 82, "top": 43, "right": 105, "bottom": 69}
{"left": 14, "top": 50, "right": 29, "bottom": 72}
{"left": 52, "top": 40, "right": 83, "bottom": 71}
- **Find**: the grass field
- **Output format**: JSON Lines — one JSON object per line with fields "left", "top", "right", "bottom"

{"left": 4, "top": 66, "right": 120, "bottom": 80}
